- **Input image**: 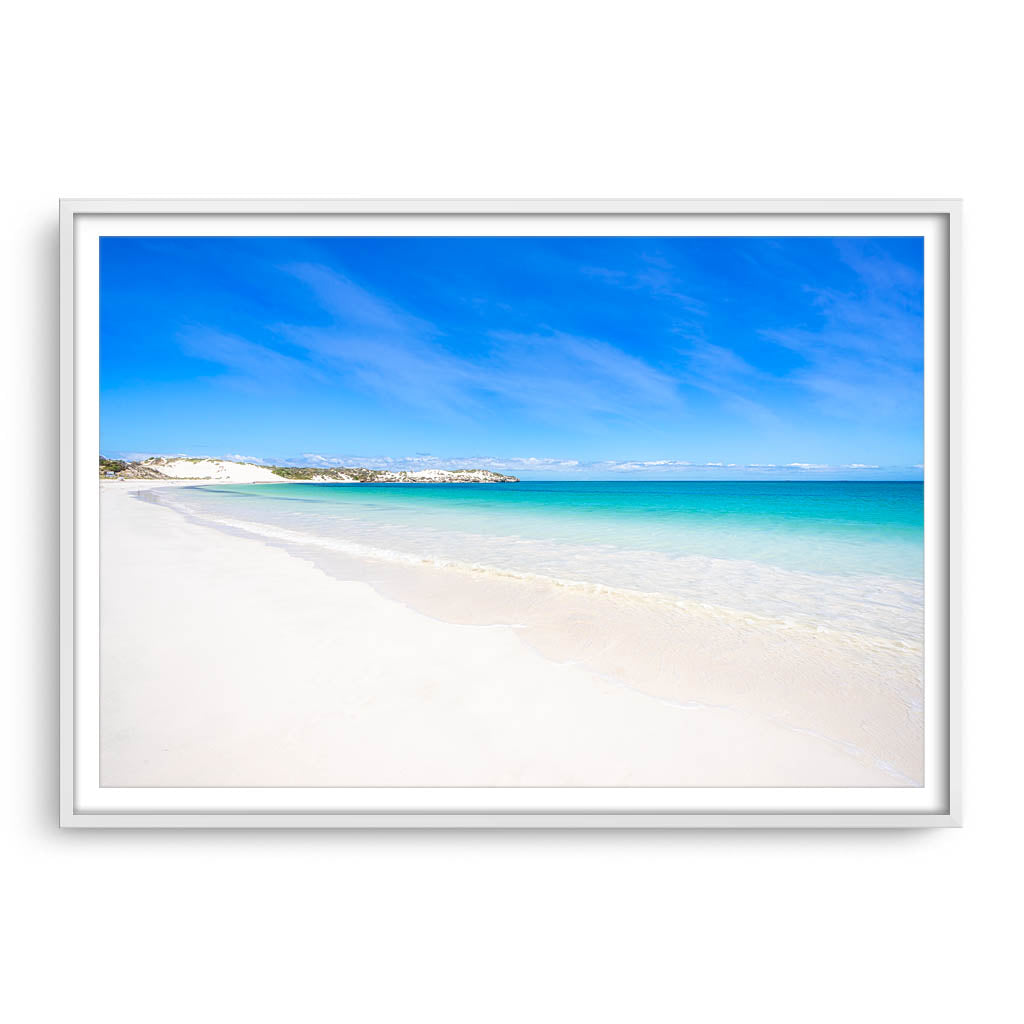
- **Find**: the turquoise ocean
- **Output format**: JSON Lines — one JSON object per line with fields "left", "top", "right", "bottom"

{"left": 153, "top": 480, "right": 924, "bottom": 646}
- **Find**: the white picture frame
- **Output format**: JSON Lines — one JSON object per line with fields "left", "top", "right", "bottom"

{"left": 60, "top": 198, "right": 961, "bottom": 828}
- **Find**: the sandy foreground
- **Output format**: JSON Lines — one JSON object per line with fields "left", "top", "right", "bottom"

{"left": 100, "top": 482, "right": 901, "bottom": 787}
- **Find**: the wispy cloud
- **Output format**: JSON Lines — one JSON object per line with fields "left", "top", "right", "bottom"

{"left": 178, "top": 327, "right": 322, "bottom": 392}
{"left": 274, "top": 264, "right": 473, "bottom": 417}
{"left": 271, "top": 266, "right": 683, "bottom": 426}
{"left": 584, "top": 250, "right": 784, "bottom": 429}
{"left": 675, "top": 337, "right": 781, "bottom": 427}
{"left": 483, "top": 330, "right": 681, "bottom": 423}
{"left": 757, "top": 238, "right": 923, "bottom": 421}
{"left": 583, "top": 252, "right": 707, "bottom": 315}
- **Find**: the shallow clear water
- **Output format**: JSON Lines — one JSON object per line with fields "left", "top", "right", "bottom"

{"left": 152, "top": 480, "right": 924, "bottom": 645}
{"left": 165, "top": 480, "right": 922, "bottom": 575}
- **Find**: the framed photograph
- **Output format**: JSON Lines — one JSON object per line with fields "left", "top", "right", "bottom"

{"left": 60, "top": 199, "right": 959, "bottom": 827}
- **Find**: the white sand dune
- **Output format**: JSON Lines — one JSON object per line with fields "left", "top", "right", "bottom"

{"left": 100, "top": 483, "right": 902, "bottom": 788}
{"left": 135, "top": 457, "right": 284, "bottom": 482}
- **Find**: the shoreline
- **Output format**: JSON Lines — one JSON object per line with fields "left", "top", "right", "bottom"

{"left": 100, "top": 482, "right": 917, "bottom": 787}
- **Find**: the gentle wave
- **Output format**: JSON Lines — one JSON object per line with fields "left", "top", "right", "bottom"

{"left": 187, "top": 479, "right": 926, "bottom": 578}
{"left": 149, "top": 489, "right": 923, "bottom": 655}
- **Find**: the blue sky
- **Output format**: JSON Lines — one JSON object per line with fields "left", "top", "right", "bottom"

{"left": 100, "top": 234, "right": 924, "bottom": 479}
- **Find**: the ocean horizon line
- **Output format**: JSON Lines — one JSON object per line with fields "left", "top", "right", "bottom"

{"left": 102, "top": 453, "right": 923, "bottom": 483}
{"left": 230, "top": 476, "right": 926, "bottom": 484}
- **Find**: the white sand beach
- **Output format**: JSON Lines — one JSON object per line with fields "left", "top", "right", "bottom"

{"left": 100, "top": 482, "right": 910, "bottom": 788}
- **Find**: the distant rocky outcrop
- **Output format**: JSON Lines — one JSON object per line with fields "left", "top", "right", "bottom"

{"left": 269, "top": 466, "right": 518, "bottom": 483}
{"left": 100, "top": 457, "right": 169, "bottom": 479}
{"left": 99, "top": 456, "right": 519, "bottom": 484}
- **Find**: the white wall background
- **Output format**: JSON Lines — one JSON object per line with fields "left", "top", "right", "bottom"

{"left": 2, "top": 2, "right": 1019, "bottom": 1020}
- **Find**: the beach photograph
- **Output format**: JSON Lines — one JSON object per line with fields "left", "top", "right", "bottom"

{"left": 98, "top": 233, "right": 925, "bottom": 788}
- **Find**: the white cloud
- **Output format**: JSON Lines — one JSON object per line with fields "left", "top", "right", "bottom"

{"left": 224, "top": 453, "right": 270, "bottom": 464}
{"left": 267, "top": 265, "right": 684, "bottom": 429}
{"left": 122, "top": 449, "right": 922, "bottom": 478}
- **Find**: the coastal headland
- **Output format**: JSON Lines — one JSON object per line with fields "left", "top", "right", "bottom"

{"left": 100, "top": 455, "right": 519, "bottom": 484}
